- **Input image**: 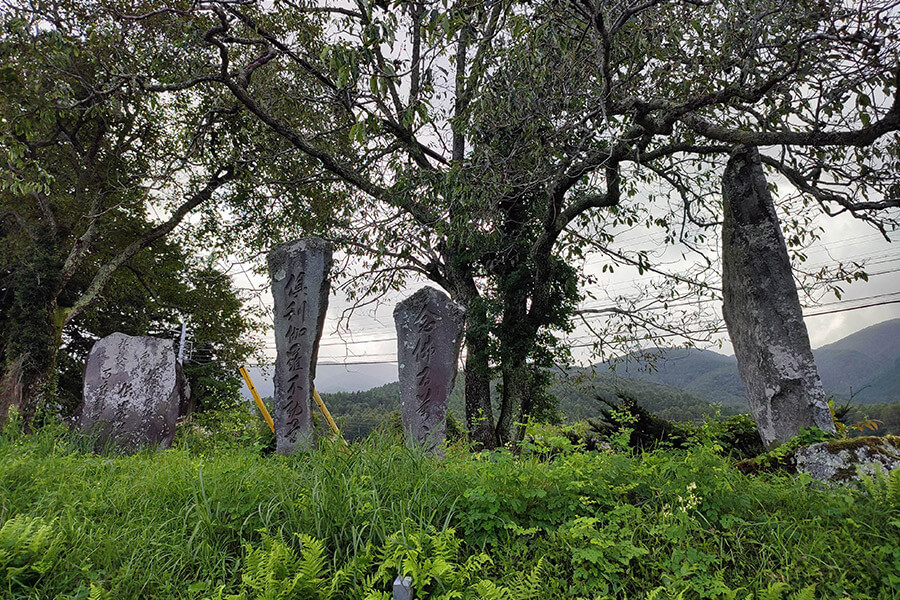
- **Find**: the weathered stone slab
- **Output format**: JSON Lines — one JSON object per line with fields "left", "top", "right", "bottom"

{"left": 77, "top": 332, "right": 179, "bottom": 452}
{"left": 722, "top": 146, "right": 835, "bottom": 448}
{"left": 268, "top": 237, "right": 332, "bottom": 454}
{"left": 394, "top": 286, "right": 465, "bottom": 454}
{"left": 795, "top": 437, "right": 900, "bottom": 483}
{"left": 737, "top": 436, "right": 900, "bottom": 484}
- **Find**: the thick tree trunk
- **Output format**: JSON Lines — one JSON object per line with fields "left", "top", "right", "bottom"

{"left": 463, "top": 297, "right": 497, "bottom": 449}
{"left": 496, "top": 356, "right": 531, "bottom": 446}
{"left": 1, "top": 241, "right": 65, "bottom": 427}
{"left": 1, "top": 307, "right": 63, "bottom": 427}
{"left": 443, "top": 261, "right": 497, "bottom": 450}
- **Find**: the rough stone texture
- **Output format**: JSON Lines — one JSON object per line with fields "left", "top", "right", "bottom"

{"left": 394, "top": 287, "right": 465, "bottom": 454}
{"left": 268, "top": 237, "right": 333, "bottom": 454}
{"left": 795, "top": 437, "right": 900, "bottom": 483}
{"left": 722, "top": 146, "right": 835, "bottom": 448}
{"left": 77, "top": 333, "right": 179, "bottom": 452}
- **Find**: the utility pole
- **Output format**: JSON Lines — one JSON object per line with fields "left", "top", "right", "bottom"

{"left": 177, "top": 320, "right": 187, "bottom": 365}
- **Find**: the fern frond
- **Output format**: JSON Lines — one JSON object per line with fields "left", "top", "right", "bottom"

{"left": 296, "top": 533, "right": 327, "bottom": 591}
{"left": 0, "top": 515, "right": 62, "bottom": 584}
{"left": 87, "top": 583, "right": 112, "bottom": 600}
{"left": 761, "top": 583, "right": 790, "bottom": 600}
{"left": 470, "top": 580, "right": 512, "bottom": 600}
{"left": 506, "top": 557, "right": 545, "bottom": 600}
{"left": 788, "top": 584, "right": 816, "bottom": 600}
{"left": 887, "top": 468, "right": 900, "bottom": 507}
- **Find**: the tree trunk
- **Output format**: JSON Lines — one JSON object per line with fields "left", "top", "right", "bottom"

{"left": 0, "top": 241, "right": 65, "bottom": 427}
{"left": 443, "top": 260, "right": 498, "bottom": 450}
{"left": 1, "top": 306, "right": 63, "bottom": 427}
{"left": 463, "top": 297, "right": 497, "bottom": 449}
{"left": 496, "top": 356, "right": 531, "bottom": 446}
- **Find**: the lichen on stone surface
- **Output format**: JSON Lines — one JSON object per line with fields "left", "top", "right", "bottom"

{"left": 738, "top": 435, "right": 900, "bottom": 483}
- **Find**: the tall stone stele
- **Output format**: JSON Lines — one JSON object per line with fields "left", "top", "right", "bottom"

{"left": 268, "top": 237, "right": 332, "bottom": 454}
{"left": 721, "top": 146, "right": 835, "bottom": 448}
{"left": 76, "top": 332, "right": 182, "bottom": 452}
{"left": 394, "top": 286, "right": 465, "bottom": 454}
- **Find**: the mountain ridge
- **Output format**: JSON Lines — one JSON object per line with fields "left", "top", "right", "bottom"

{"left": 242, "top": 318, "right": 900, "bottom": 407}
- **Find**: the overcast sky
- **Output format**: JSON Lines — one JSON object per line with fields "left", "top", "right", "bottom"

{"left": 231, "top": 202, "right": 898, "bottom": 372}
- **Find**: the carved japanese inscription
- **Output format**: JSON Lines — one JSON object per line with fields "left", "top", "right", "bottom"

{"left": 76, "top": 333, "right": 180, "bottom": 453}
{"left": 394, "top": 287, "right": 465, "bottom": 454}
{"left": 268, "top": 237, "right": 333, "bottom": 454}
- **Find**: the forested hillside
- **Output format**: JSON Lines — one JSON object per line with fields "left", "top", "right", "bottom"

{"left": 589, "top": 319, "right": 900, "bottom": 407}
{"left": 320, "top": 367, "right": 900, "bottom": 441}
{"left": 319, "top": 371, "right": 743, "bottom": 440}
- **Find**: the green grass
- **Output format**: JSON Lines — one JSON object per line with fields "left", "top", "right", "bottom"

{"left": 0, "top": 418, "right": 898, "bottom": 599}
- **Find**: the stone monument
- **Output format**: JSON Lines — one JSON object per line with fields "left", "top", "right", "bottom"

{"left": 77, "top": 332, "right": 180, "bottom": 452}
{"left": 268, "top": 237, "right": 333, "bottom": 454}
{"left": 394, "top": 286, "right": 465, "bottom": 454}
{"left": 721, "top": 146, "right": 835, "bottom": 448}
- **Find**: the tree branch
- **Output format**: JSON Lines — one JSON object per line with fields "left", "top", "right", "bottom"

{"left": 681, "top": 110, "right": 900, "bottom": 148}
{"left": 63, "top": 166, "right": 236, "bottom": 325}
{"left": 758, "top": 154, "right": 900, "bottom": 218}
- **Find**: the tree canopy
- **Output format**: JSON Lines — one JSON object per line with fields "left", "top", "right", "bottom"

{"left": 2, "top": 0, "right": 899, "bottom": 443}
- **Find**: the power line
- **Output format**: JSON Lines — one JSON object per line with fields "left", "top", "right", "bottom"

{"left": 244, "top": 360, "right": 398, "bottom": 367}
{"left": 564, "top": 295, "right": 900, "bottom": 349}
{"left": 805, "top": 297, "right": 900, "bottom": 317}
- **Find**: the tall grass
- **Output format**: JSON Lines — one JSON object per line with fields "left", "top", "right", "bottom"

{"left": 0, "top": 418, "right": 897, "bottom": 599}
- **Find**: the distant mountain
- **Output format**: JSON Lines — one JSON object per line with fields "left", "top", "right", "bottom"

{"left": 241, "top": 363, "right": 398, "bottom": 400}
{"left": 815, "top": 318, "right": 900, "bottom": 361}
{"left": 317, "top": 369, "right": 737, "bottom": 439}
{"left": 851, "top": 358, "right": 900, "bottom": 404}
{"left": 812, "top": 318, "right": 900, "bottom": 401}
{"left": 603, "top": 348, "right": 747, "bottom": 408}
{"left": 550, "top": 367, "right": 741, "bottom": 422}
{"left": 241, "top": 319, "right": 900, "bottom": 431}
{"left": 599, "top": 319, "right": 900, "bottom": 406}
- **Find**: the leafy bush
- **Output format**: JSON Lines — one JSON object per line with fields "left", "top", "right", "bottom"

{"left": 176, "top": 404, "right": 274, "bottom": 454}
{"left": 585, "top": 394, "right": 693, "bottom": 451}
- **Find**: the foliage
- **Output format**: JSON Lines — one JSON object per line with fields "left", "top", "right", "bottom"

{"left": 2, "top": 421, "right": 898, "bottom": 598}
{"left": 844, "top": 402, "right": 900, "bottom": 437}
{"left": 0, "top": 516, "right": 62, "bottom": 590}
{"left": 208, "top": 533, "right": 346, "bottom": 600}
{"left": 319, "top": 381, "right": 466, "bottom": 441}
{"left": 858, "top": 465, "right": 900, "bottom": 509}
{"left": 0, "top": 3, "right": 261, "bottom": 420}
{"left": 692, "top": 414, "right": 766, "bottom": 461}
{"left": 176, "top": 404, "right": 275, "bottom": 455}
{"left": 585, "top": 394, "right": 693, "bottom": 452}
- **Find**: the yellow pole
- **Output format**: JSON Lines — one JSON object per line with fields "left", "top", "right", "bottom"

{"left": 240, "top": 366, "right": 275, "bottom": 434}
{"left": 313, "top": 387, "right": 343, "bottom": 439}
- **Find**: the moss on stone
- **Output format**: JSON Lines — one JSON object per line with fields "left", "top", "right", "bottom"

{"left": 818, "top": 435, "right": 899, "bottom": 457}
{"left": 736, "top": 435, "right": 900, "bottom": 481}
